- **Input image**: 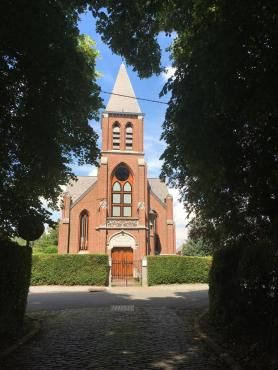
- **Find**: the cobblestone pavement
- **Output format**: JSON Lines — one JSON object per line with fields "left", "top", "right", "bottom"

{"left": 1, "top": 306, "right": 223, "bottom": 369}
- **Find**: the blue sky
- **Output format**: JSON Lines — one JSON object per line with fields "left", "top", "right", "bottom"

{"left": 57, "top": 11, "right": 188, "bottom": 247}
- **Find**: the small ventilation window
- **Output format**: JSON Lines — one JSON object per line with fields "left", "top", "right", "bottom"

{"left": 113, "top": 122, "right": 120, "bottom": 150}
{"left": 125, "top": 123, "right": 133, "bottom": 150}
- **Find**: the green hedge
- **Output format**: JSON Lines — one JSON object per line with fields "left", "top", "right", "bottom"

{"left": 31, "top": 254, "right": 109, "bottom": 285}
{"left": 147, "top": 256, "right": 212, "bottom": 285}
{"left": 0, "top": 240, "right": 32, "bottom": 343}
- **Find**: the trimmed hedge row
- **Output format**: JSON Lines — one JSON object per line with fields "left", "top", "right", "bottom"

{"left": 31, "top": 254, "right": 109, "bottom": 285}
{"left": 0, "top": 240, "right": 32, "bottom": 343}
{"left": 147, "top": 255, "right": 212, "bottom": 285}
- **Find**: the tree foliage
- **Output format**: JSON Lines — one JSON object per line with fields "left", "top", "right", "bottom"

{"left": 34, "top": 223, "right": 59, "bottom": 248}
{"left": 18, "top": 215, "right": 45, "bottom": 242}
{"left": 181, "top": 239, "right": 211, "bottom": 257}
{"left": 0, "top": 0, "right": 102, "bottom": 237}
{"left": 89, "top": 0, "right": 278, "bottom": 249}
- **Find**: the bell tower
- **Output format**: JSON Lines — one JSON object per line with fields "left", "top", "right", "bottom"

{"left": 101, "top": 63, "right": 144, "bottom": 153}
{"left": 96, "top": 63, "right": 148, "bottom": 258}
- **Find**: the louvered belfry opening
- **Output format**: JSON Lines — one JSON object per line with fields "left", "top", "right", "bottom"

{"left": 80, "top": 210, "right": 89, "bottom": 250}
{"left": 112, "top": 122, "right": 120, "bottom": 150}
{"left": 125, "top": 123, "right": 133, "bottom": 150}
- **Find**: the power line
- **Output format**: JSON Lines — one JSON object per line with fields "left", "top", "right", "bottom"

{"left": 101, "top": 90, "right": 169, "bottom": 105}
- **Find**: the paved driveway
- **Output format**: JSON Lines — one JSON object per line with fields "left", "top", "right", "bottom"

{"left": 27, "top": 284, "right": 209, "bottom": 311}
{"left": 1, "top": 285, "right": 223, "bottom": 369}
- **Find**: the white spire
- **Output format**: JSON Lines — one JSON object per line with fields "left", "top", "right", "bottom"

{"left": 106, "top": 63, "right": 142, "bottom": 114}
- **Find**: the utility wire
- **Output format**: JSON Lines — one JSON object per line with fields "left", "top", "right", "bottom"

{"left": 101, "top": 90, "right": 169, "bottom": 105}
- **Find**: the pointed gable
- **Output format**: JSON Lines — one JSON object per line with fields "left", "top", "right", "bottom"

{"left": 106, "top": 63, "right": 142, "bottom": 114}
{"left": 148, "top": 178, "right": 169, "bottom": 203}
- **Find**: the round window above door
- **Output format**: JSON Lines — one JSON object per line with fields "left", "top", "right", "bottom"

{"left": 115, "top": 166, "right": 129, "bottom": 181}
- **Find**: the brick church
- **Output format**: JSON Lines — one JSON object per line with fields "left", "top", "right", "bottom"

{"left": 58, "top": 64, "right": 176, "bottom": 265}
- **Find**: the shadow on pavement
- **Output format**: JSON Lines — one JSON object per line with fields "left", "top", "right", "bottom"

{"left": 0, "top": 288, "right": 222, "bottom": 370}
{"left": 27, "top": 288, "right": 208, "bottom": 312}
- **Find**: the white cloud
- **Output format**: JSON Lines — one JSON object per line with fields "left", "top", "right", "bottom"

{"left": 70, "top": 164, "right": 95, "bottom": 176}
{"left": 168, "top": 187, "right": 190, "bottom": 247}
{"left": 88, "top": 166, "right": 98, "bottom": 176}
{"left": 162, "top": 66, "right": 176, "bottom": 81}
{"left": 147, "top": 158, "right": 163, "bottom": 173}
{"left": 39, "top": 196, "right": 48, "bottom": 208}
{"left": 51, "top": 210, "right": 60, "bottom": 222}
{"left": 99, "top": 72, "right": 114, "bottom": 84}
{"left": 144, "top": 135, "right": 164, "bottom": 146}
{"left": 145, "top": 158, "right": 163, "bottom": 176}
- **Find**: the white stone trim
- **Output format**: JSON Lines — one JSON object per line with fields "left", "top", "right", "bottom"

{"left": 96, "top": 225, "right": 148, "bottom": 230}
{"left": 138, "top": 158, "right": 145, "bottom": 166}
{"left": 100, "top": 156, "right": 108, "bottom": 164}
{"left": 167, "top": 220, "right": 174, "bottom": 225}
{"left": 142, "top": 257, "right": 148, "bottom": 267}
{"left": 102, "top": 113, "right": 108, "bottom": 118}
{"left": 108, "top": 231, "right": 137, "bottom": 250}
{"left": 137, "top": 201, "right": 145, "bottom": 210}
{"left": 101, "top": 150, "right": 144, "bottom": 155}
{"left": 99, "top": 199, "right": 108, "bottom": 209}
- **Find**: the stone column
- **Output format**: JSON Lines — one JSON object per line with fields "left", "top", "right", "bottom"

{"left": 58, "top": 193, "right": 71, "bottom": 254}
{"left": 149, "top": 210, "right": 157, "bottom": 255}
{"left": 101, "top": 113, "right": 109, "bottom": 151}
{"left": 138, "top": 115, "right": 144, "bottom": 152}
{"left": 138, "top": 158, "right": 147, "bottom": 256}
{"left": 142, "top": 257, "right": 148, "bottom": 286}
{"left": 166, "top": 194, "right": 175, "bottom": 254}
{"left": 97, "top": 156, "right": 108, "bottom": 253}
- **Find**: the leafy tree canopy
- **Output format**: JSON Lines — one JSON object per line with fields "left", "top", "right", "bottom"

{"left": 181, "top": 239, "right": 211, "bottom": 257}
{"left": 0, "top": 1, "right": 102, "bottom": 237}
{"left": 34, "top": 223, "right": 59, "bottom": 248}
{"left": 181, "top": 217, "right": 213, "bottom": 256}
{"left": 89, "top": 0, "right": 278, "bottom": 249}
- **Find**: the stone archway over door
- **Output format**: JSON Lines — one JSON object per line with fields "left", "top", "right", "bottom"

{"left": 108, "top": 231, "right": 136, "bottom": 250}
{"left": 111, "top": 247, "right": 133, "bottom": 279}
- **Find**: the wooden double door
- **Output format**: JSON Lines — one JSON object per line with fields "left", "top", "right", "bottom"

{"left": 111, "top": 247, "right": 133, "bottom": 280}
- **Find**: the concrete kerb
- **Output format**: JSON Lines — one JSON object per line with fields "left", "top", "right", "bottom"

{"left": 0, "top": 316, "right": 41, "bottom": 361}
{"left": 29, "top": 286, "right": 108, "bottom": 293}
{"left": 195, "top": 309, "right": 242, "bottom": 370}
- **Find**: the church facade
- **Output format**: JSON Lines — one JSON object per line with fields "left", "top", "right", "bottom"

{"left": 58, "top": 64, "right": 176, "bottom": 264}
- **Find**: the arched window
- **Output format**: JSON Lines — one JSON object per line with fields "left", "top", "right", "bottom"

{"left": 112, "top": 165, "right": 133, "bottom": 217}
{"left": 80, "top": 211, "right": 89, "bottom": 250}
{"left": 112, "top": 122, "right": 120, "bottom": 150}
{"left": 125, "top": 123, "right": 133, "bottom": 150}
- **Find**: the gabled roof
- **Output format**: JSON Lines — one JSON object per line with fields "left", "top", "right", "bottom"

{"left": 106, "top": 63, "right": 142, "bottom": 114}
{"left": 65, "top": 176, "right": 168, "bottom": 206}
{"left": 148, "top": 178, "right": 169, "bottom": 203}
{"left": 66, "top": 176, "right": 97, "bottom": 203}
